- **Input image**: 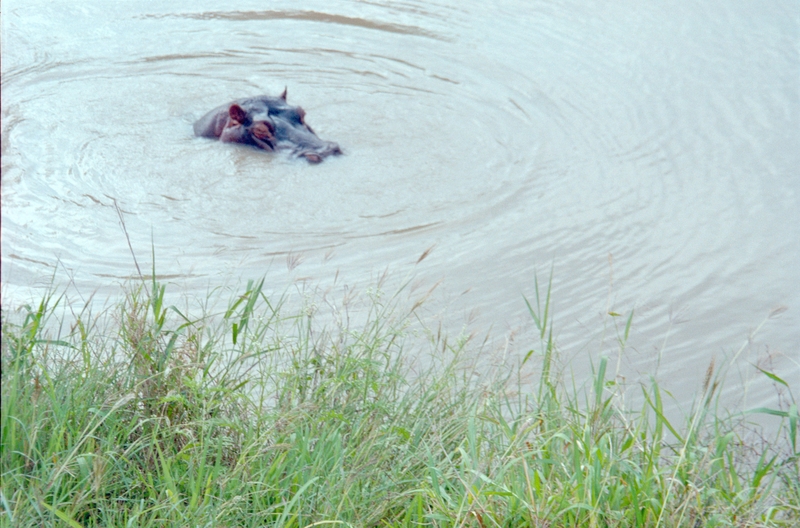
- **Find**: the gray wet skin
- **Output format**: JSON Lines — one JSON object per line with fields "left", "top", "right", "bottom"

{"left": 194, "top": 90, "right": 342, "bottom": 163}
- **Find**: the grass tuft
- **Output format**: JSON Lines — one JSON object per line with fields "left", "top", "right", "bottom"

{"left": 1, "top": 277, "right": 798, "bottom": 527}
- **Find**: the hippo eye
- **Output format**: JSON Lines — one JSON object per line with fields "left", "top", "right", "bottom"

{"left": 252, "top": 121, "right": 275, "bottom": 139}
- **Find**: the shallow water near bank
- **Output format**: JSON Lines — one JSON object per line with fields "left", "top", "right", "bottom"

{"left": 2, "top": 0, "right": 798, "bottom": 415}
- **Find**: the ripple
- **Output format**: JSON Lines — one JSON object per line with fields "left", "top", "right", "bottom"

{"left": 145, "top": 10, "right": 447, "bottom": 40}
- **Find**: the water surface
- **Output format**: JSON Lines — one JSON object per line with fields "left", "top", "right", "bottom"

{"left": 2, "top": 0, "right": 798, "bottom": 413}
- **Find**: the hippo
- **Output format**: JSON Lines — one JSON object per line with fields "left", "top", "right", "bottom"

{"left": 193, "top": 89, "right": 342, "bottom": 163}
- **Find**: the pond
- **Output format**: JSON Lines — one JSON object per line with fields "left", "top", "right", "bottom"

{"left": 2, "top": 0, "right": 798, "bottom": 413}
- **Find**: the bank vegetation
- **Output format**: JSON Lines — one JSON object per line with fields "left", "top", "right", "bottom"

{"left": 1, "top": 276, "right": 798, "bottom": 527}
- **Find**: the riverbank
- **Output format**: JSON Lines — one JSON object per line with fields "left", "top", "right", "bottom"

{"left": 2, "top": 277, "right": 798, "bottom": 526}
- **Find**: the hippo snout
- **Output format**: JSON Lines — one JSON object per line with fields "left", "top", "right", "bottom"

{"left": 301, "top": 142, "right": 342, "bottom": 164}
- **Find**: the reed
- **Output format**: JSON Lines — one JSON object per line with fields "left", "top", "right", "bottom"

{"left": 1, "top": 276, "right": 797, "bottom": 527}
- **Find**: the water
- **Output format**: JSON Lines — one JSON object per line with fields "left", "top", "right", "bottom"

{"left": 2, "top": 0, "right": 798, "bottom": 414}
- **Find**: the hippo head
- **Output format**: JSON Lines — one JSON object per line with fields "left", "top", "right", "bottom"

{"left": 195, "top": 89, "right": 342, "bottom": 163}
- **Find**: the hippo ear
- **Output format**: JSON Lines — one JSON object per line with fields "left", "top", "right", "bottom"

{"left": 228, "top": 104, "right": 247, "bottom": 123}
{"left": 280, "top": 87, "right": 288, "bottom": 101}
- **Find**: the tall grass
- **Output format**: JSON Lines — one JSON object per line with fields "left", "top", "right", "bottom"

{"left": 1, "top": 277, "right": 798, "bottom": 527}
